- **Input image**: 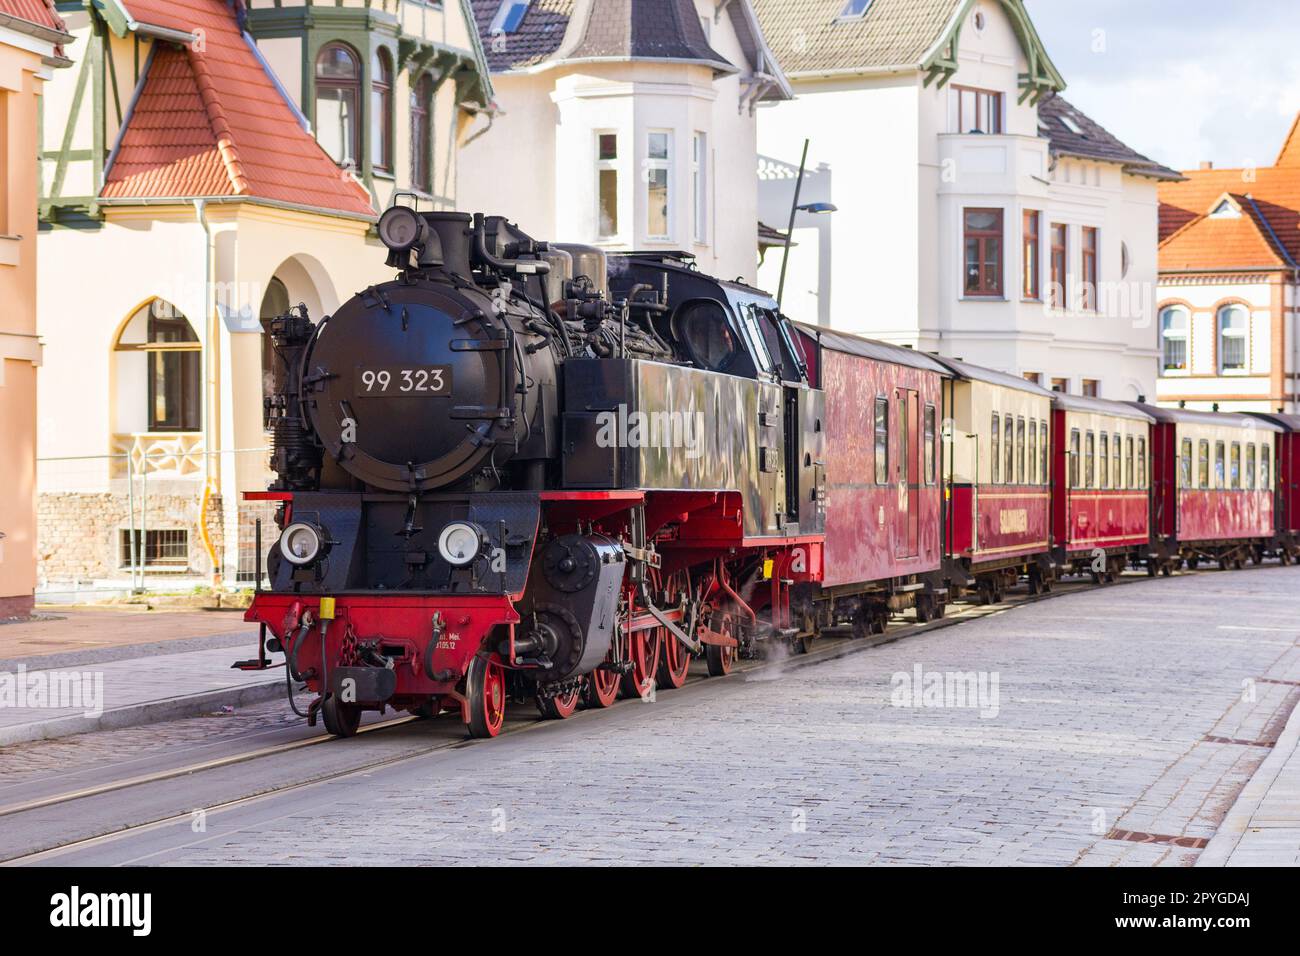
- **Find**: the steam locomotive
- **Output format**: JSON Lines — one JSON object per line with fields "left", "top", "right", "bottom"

{"left": 241, "top": 206, "right": 825, "bottom": 737}
{"left": 239, "top": 204, "right": 1300, "bottom": 740}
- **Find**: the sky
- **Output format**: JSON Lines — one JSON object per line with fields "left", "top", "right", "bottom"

{"left": 1023, "top": 0, "right": 1300, "bottom": 172}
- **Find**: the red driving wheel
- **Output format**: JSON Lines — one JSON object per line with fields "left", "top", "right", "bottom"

{"left": 705, "top": 613, "right": 735, "bottom": 677}
{"left": 465, "top": 652, "right": 507, "bottom": 738}
{"left": 537, "top": 684, "right": 581, "bottom": 719}
{"left": 621, "top": 625, "right": 662, "bottom": 699}
{"left": 584, "top": 663, "right": 621, "bottom": 708}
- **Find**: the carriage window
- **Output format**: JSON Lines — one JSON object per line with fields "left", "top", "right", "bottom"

{"left": 874, "top": 398, "right": 889, "bottom": 485}
{"left": 1215, "top": 441, "right": 1226, "bottom": 489}
{"left": 1041, "top": 420, "right": 1048, "bottom": 484}
{"left": 991, "top": 413, "right": 1000, "bottom": 483}
{"left": 1005, "top": 416, "right": 1015, "bottom": 485}
{"left": 1028, "top": 421, "right": 1038, "bottom": 484}
{"left": 1198, "top": 439, "right": 1210, "bottom": 489}
{"left": 924, "top": 404, "right": 936, "bottom": 484}
{"left": 1085, "top": 431, "right": 1095, "bottom": 488}
{"left": 1016, "top": 417, "right": 1026, "bottom": 484}
{"left": 1112, "top": 433, "right": 1122, "bottom": 490}
{"left": 898, "top": 400, "right": 909, "bottom": 485}
{"left": 1179, "top": 438, "right": 1192, "bottom": 489}
{"left": 1069, "top": 428, "right": 1080, "bottom": 488}
{"left": 1230, "top": 442, "right": 1241, "bottom": 489}
{"left": 1246, "top": 444, "right": 1256, "bottom": 490}
{"left": 1125, "top": 436, "right": 1135, "bottom": 489}
{"left": 1099, "top": 433, "right": 1109, "bottom": 489}
{"left": 1138, "top": 437, "right": 1147, "bottom": 488}
{"left": 1261, "top": 444, "right": 1271, "bottom": 490}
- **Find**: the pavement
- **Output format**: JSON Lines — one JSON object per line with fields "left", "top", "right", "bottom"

{"left": 8, "top": 566, "right": 1297, "bottom": 866}
{"left": 0, "top": 608, "right": 279, "bottom": 746}
{"left": 1197, "top": 692, "right": 1300, "bottom": 866}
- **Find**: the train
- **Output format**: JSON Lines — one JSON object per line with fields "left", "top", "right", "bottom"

{"left": 236, "top": 205, "right": 1300, "bottom": 738}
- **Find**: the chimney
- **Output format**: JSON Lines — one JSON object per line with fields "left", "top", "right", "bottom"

{"left": 1199, "top": 161, "right": 1214, "bottom": 170}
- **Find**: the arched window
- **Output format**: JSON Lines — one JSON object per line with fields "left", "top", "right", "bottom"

{"left": 1160, "top": 305, "right": 1189, "bottom": 372}
{"left": 411, "top": 73, "right": 434, "bottom": 193}
{"left": 114, "top": 299, "right": 201, "bottom": 433}
{"left": 371, "top": 48, "right": 393, "bottom": 173}
{"left": 316, "top": 43, "right": 361, "bottom": 167}
{"left": 1217, "top": 304, "right": 1248, "bottom": 372}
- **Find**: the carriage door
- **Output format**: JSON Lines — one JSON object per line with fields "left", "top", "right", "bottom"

{"left": 895, "top": 388, "right": 920, "bottom": 557}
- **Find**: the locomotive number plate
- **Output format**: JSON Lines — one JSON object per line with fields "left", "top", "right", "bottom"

{"left": 355, "top": 366, "right": 452, "bottom": 397}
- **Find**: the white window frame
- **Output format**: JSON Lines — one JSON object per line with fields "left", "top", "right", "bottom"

{"left": 1160, "top": 305, "right": 1190, "bottom": 375}
{"left": 692, "top": 131, "right": 708, "bottom": 245}
{"left": 1217, "top": 304, "right": 1249, "bottom": 374}
{"left": 595, "top": 130, "right": 620, "bottom": 240}
{"left": 645, "top": 129, "right": 673, "bottom": 241}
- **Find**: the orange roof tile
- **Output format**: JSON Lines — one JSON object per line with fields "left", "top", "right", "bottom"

{"left": 1158, "top": 130, "right": 1300, "bottom": 273}
{"left": 101, "top": 0, "right": 374, "bottom": 219}
{"left": 0, "top": 0, "right": 67, "bottom": 34}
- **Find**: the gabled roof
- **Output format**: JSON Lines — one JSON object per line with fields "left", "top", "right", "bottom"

{"left": 99, "top": 0, "right": 374, "bottom": 219}
{"left": 1158, "top": 123, "right": 1300, "bottom": 274}
{"left": 751, "top": 0, "right": 1062, "bottom": 95}
{"left": 1277, "top": 113, "right": 1300, "bottom": 168}
{"left": 0, "top": 0, "right": 72, "bottom": 61}
{"left": 472, "top": 0, "right": 790, "bottom": 98}
{"left": 1039, "top": 94, "right": 1182, "bottom": 181}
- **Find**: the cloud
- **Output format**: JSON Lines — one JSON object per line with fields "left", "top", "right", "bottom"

{"left": 1025, "top": 0, "right": 1300, "bottom": 170}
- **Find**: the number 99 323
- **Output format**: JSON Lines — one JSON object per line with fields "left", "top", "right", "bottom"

{"left": 356, "top": 366, "right": 452, "bottom": 397}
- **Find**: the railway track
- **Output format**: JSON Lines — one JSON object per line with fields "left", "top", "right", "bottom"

{"left": 0, "top": 566, "right": 1211, "bottom": 865}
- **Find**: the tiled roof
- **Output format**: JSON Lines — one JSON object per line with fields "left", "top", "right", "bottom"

{"left": 0, "top": 0, "right": 72, "bottom": 57}
{"left": 0, "top": 0, "right": 66, "bottom": 34}
{"left": 751, "top": 0, "right": 960, "bottom": 75}
{"left": 473, "top": 0, "right": 573, "bottom": 71}
{"left": 1039, "top": 94, "right": 1182, "bottom": 181}
{"left": 100, "top": 0, "right": 374, "bottom": 218}
{"left": 474, "top": 0, "right": 734, "bottom": 75}
{"left": 1277, "top": 113, "right": 1300, "bottom": 168}
{"left": 1158, "top": 158, "right": 1300, "bottom": 272}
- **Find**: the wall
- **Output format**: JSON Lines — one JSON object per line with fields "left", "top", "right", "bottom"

{"left": 1154, "top": 274, "right": 1299, "bottom": 412}
{"left": 0, "top": 27, "right": 56, "bottom": 616}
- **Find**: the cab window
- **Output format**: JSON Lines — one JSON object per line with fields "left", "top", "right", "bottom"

{"left": 676, "top": 301, "right": 741, "bottom": 372}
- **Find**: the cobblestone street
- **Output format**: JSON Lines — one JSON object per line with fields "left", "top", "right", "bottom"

{"left": 22, "top": 566, "right": 1298, "bottom": 867}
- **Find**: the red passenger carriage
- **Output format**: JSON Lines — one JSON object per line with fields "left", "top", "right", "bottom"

{"left": 1142, "top": 405, "right": 1281, "bottom": 571}
{"left": 937, "top": 360, "right": 1055, "bottom": 602}
{"left": 794, "top": 325, "right": 948, "bottom": 631}
{"left": 1050, "top": 395, "right": 1153, "bottom": 580}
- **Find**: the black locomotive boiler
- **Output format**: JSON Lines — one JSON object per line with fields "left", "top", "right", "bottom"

{"left": 240, "top": 205, "right": 826, "bottom": 737}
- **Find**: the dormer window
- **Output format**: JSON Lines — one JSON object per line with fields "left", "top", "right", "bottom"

{"left": 1210, "top": 198, "right": 1241, "bottom": 219}
{"left": 837, "top": 0, "right": 873, "bottom": 19}
{"left": 490, "top": 0, "right": 532, "bottom": 34}
{"left": 956, "top": 86, "right": 1002, "bottom": 134}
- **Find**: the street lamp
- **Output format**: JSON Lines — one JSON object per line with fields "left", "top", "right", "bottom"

{"left": 776, "top": 138, "right": 836, "bottom": 310}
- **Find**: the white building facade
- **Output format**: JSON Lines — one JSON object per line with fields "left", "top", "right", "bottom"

{"left": 459, "top": 0, "right": 791, "bottom": 285}
{"left": 753, "top": 0, "right": 1180, "bottom": 402}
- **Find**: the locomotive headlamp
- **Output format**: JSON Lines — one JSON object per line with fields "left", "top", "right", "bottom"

{"left": 280, "top": 522, "right": 325, "bottom": 566}
{"left": 377, "top": 205, "right": 427, "bottom": 253}
{"left": 438, "top": 521, "right": 488, "bottom": 567}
